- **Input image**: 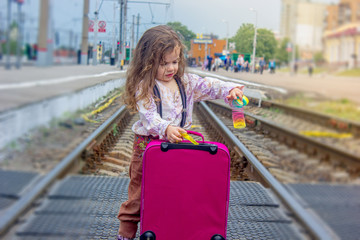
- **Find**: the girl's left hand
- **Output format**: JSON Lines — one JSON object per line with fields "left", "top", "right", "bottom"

{"left": 226, "top": 87, "right": 243, "bottom": 101}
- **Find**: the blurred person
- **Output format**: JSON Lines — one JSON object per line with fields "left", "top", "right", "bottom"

{"left": 235, "top": 57, "right": 242, "bottom": 73}
{"left": 224, "top": 55, "right": 232, "bottom": 71}
{"left": 269, "top": 60, "right": 276, "bottom": 74}
{"left": 259, "top": 58, "right": 265, "bottom": 74}
{"left": 202, "top": 58, "right": 208, "bottom": 71}
{"left": 207, "top": 55, "right": 213, "bottom": 71}
{"left": 214, "top": 56, "right": 222, "bottom": 71}
{"left": 294, "top": 63, "right": 298, "bottom": 74}
{"left": 308, "top": 63, "right": 313, "bottom": 77}
{"left": 255, "top": 62, "right": 260, "bottom": 73}
{"left": 244, "top": 61, "right": 249, "bottom": 72}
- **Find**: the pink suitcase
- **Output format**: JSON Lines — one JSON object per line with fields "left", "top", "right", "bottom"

{"left": 140, "top": 131, "right": 230, "bottom": 240}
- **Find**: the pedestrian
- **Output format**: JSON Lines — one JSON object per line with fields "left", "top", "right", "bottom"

{"left": 117, "top": 25, "right": 244, "bottom": 240}
{"left": 294, "top": 63, "right": 298, "bottom": 74}
{"left": 224, "top": 55, "right": 232, "bottom": 71}
{"left": 214, "top": 56, "right": 222, "bottom": 71}
{"left": 269, "top": 60, "right": 276, "bottom": 74}
{"left": 259, "top": 58, "right": 265, "bottom": 74}
{"left": 207, "top": 55, "right": 213, "bottom": 71}
{"left": 308, "top": 63, "right": 313, "bottom": 77}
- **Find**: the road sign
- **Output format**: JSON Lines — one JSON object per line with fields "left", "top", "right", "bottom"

{"left": 98, "top": 21, "right": 106, "bottom": 33}
{"left": 286, "top": 42, "right": 292, "bottom": 52}
{"left": 193, "top": 39, "right": 213, "bottom": 44}
{"left": 89, "top": 20, "right": 94, "bottom": 32}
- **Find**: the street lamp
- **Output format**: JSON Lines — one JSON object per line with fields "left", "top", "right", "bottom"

{"left": 250, "top": 8, "right": 257, "bottom": 74}
{"left": 222, "top": 19, "right": 229, "bottom": 55}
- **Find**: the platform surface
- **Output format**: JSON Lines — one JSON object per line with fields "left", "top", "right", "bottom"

{"left": 10, "top": 174, "right": 304, "bottom": 239}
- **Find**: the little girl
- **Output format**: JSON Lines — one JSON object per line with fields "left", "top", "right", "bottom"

{"left": 117, "top": 25, "right": 244, "bottom": 240}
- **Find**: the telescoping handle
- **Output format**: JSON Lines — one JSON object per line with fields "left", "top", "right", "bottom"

{"left": 185, "top": 130, "right": 205, "bottom": 143}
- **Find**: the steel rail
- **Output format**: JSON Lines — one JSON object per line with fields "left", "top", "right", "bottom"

{"left": 199, "top": 101, "right": 334, "bottom": 240}
{"left": 207, "top": 100, "right": 360, "bottom": 169}
{"left": 262, "top": 100, "right": 360, "bottom": 136}
{"left": 0, "top": 105, "right": 127, "bottom": 235}
{"left": 246, "top": 111, "right": 360, "bottom": 166}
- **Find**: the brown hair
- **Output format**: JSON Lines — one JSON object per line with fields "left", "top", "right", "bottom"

{"left": 123, "top": 25, "right": 186, "bottom": 112}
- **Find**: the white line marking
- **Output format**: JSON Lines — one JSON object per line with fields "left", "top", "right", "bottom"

{"left": 0, "top": 70, "right": 126, "bottom": 90}
{"left": 190, "top": 69, "right": 288, "bottom": 94}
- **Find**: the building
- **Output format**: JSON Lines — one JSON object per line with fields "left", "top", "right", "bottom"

{"left": 280, "top": 0, "right": 328, "bottom": 60}
{"left": 323, "top": 0, "right": 360, "bottom": 68}
{"left": 188, "top": 35, "right": 226, "bottom": 66}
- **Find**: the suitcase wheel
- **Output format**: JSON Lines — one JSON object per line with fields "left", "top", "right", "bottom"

{"left": 140, "top": 230, "right": 156, "bottom": 240}
{"left": 210, "top": 234, "right": 225, "bottom": 240}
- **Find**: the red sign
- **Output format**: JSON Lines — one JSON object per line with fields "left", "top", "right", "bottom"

{"left": 88, "top": 20, "right": 94, "bottom": 32}
{"left": 286, "top": 42, "right": 292, "bottom": 53}
{"left": 98, "top": 21, "right": 106, "bottom": 33}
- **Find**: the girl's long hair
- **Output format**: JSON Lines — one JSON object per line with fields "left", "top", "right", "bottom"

{"left": 124, "top": 25, "right": 186, "bottom": 112}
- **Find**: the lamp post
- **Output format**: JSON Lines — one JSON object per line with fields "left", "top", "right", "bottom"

{"left": 250, "top": 8, "right": 257, "bottom": 74}
{"left": 222, "top": 19, "right": 229, "bottom": 55}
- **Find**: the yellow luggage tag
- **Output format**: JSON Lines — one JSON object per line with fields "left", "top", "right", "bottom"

{"left": 180, "top": 132, "right": 199, "bottom": 145}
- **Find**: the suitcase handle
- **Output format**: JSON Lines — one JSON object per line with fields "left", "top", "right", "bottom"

{"left": 185, "top": 130, "right": 205, "bottom": 142}
{"left": 161, "top": 142, "right": 218, "bottom": 155}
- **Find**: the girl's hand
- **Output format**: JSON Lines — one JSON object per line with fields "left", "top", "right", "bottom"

{"left": 226, "top": 87, "right": 243, "bottom": 101}
{"left": 166, "top": 125, "right": 186, "bottom": 143}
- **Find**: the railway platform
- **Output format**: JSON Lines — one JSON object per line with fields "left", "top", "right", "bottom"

{"left": 1, "top": 169, "right": 359, "bottom": 239}
{"left": 0, "top": 65, "right": 126, "bottom": 113}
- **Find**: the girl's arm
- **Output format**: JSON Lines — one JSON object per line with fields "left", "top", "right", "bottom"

{"left": 187, "top": 73, "right": 244, "bottom": 103}
{"left": 136, "top": 97, "right": 172, "bottom": 139}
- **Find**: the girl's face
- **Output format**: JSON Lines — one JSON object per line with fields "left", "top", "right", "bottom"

{"left": 156, "top": 47, "right": 180, "bottom": 83}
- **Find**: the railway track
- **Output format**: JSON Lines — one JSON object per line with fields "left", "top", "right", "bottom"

{"left": 3, "top": 99, "right": 351, "bottom": 239}
{"left": 207, "top": 99, "right": 360, "bottom": 184}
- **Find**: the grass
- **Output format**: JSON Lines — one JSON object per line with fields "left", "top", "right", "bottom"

{"left": 283, "top": 94, "right": 360, "bottom": 122}
{"left": 278, "top": 67, "right": 290, "bottom": 73}
{"left": 336, "top": 68, "right": 360, "bottom": 77}
{"left": 299, "top": 67, "right": 325, "bottom": 75}
{"left": 278, "top": 67, "right": 325, "bottom": 75}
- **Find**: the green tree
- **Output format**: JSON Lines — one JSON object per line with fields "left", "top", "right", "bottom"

{"left": 314, "top": 51, "right": 325, "bottom": 64}
{"left": 166, "top": 22, "right": 196, "bottom": 51}
{"left": 255, "top": 28, "right": 277, "bottom": 61}
{"left": 230, "top": 23, "right": 276, "bottom": 61}
{"left": 275, "top": 37, "right": 291, "bottom": 65}
{"left": 230, "top": 23, "right": 253, "bottom": 55}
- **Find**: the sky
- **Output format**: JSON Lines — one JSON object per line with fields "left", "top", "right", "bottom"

{"left": 0, "top": 0, "right": 340, "bottom": 49}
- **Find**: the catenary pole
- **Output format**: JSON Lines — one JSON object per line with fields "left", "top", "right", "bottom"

{"left": 80, "top": 0, "right": 89, "bottom": 65}
{"left": 92, "top": 0, "right": 99, "bottom": 65}
{"left": 250, "top": 8, "right": 257, "bottom": 74}
{"left": 5, "top": 0, "right": 12, "bottom": 69}
{"left": 36, "top": 0, "right": 49, "bottom": 67}
{"left": 117, "top": 0, "right": 124, "bottom": 69}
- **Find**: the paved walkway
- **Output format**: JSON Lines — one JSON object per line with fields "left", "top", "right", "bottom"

{"left": 1, "top": 64, "right": 359, "bottom": 114}
{"left": 0, "top": 65, "right": 126, "bottom": 113}
{"left": 199, "top": 68, "right": 360, "bottom": 104}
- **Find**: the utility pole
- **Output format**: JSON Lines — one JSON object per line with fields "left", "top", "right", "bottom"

{"left": 68, "top": 30, "right": 73, "bottom": 58}
{"left": 80, "top": 0, "right": 89, "bottom": 65}
{"left": 92, "top": 0, "right": 99, "bottom": 65}
{"left": 111, "top": 2, "right": 116, "bottom": 65}
{"left": 291, "top": 2, "right": 297, "bottom": 75}
{"left": 136, "top": 13, "right": 140, "bottom": 44}
{"left": 5, "top": 0, "right": 12, "bottom": 69}
{"left": 123, "top": 0, "right": 127, "bottom": 67}
{"left": 36, "top": 0, "right": 49, "bottom": 67}
{"left": 118, "top": 0, "right": 124, "bottom": 69}
{"left": 131, "top": 14, "right": 134, "bottom": 62}
{"left": 15, "top": 1, "right": 23, "bottom": 69}
{"left": 250, "top": 8, "right": 257, "bottom": 74}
